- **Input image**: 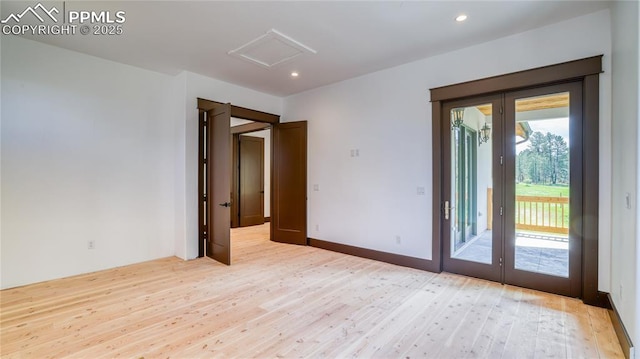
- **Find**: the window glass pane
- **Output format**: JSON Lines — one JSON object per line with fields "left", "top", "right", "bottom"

{"left": 450, "top": 104, "right": 492, "bottom": 265}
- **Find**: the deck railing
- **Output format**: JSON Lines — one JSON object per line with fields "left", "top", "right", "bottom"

{"left": 515, "top": 195, "right": 569, "bottom": 235}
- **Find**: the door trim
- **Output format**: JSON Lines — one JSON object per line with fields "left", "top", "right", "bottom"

{"left": 197, "top": 98, "right": 279, "bottom": 123}
{"left": 430, "top": 56, "right": 602, "bottom": 102}
{"left": 430, "top": 56, "right": 602, "bottom": 305}
{"left": 231, "top": 121, "right": 271, "bottom": 134}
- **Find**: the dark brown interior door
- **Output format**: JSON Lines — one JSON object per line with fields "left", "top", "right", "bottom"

{"left": 239, "top": 135, "right": 265, "bottom": 227}
{"left": 271, "top": 121, "right": 307, "bottom": 245}
{"left": 231, "top": 134, "right": 239, "bottom": 228}
{"left": 207, "top": 104, "right": 231, "bottom": 265}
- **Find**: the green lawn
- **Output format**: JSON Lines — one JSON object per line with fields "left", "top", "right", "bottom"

{"left": 516, "top": 183, "right": 569, "bottom": 197}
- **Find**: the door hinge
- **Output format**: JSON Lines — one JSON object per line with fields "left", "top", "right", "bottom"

{"left": 500, "top": 206, "right": 503, "bottom": 216}
{"left": 500, "top": 106, "right": 504, "bottom": 115}
{"left": 499, "top": 257, "right": 503, "bottom": 266}
{"left": 500, "top": 156, "right": 503, "bottom": 165}
{"left": 203, "top": 194, "right": 207, "bottom": 201}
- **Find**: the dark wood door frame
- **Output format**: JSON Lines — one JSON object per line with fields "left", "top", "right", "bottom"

{"left": 430, "top": 55, "right": 604, "bottom": 306}
{"left": 231, "top": 122, "right": 271, "bottom": 134}
{"left": 197, "top": 98, "right": 279, "bottom": 259}
{"left": 198, "top": 99, "right": 279, "bottom": 123}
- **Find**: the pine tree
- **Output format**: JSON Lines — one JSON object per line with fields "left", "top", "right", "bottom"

{"left": 516, "top": 131, "right": 569, "bottom": 185}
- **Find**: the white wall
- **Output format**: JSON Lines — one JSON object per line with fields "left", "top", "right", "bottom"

{"left": 283, "top": 10, "right": 612, "bottom": 285}
{"left": 1, "top": 37, "right": 178, "bottom": 289}
{"left": 172, "top": 72, "right": 187, "bottom": 260}
{"left": 611, "top": 0, "right": 640, "bottom": 351}
{"left": 178, "top": 72, "right": 281, "bottom": 260}
{"left": 0, "top": 37, "right": 283, "bottom": 287}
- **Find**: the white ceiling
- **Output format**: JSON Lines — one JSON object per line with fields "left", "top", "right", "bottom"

{"left": 1, "top": 1, "right": 612, "bottom": 97}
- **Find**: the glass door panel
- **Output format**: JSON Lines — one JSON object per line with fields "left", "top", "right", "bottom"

{"left": 513, "top": 92, "right": 570, "bottom": 277}
{"left": 443, "top": 97, "right": 502, "bottom": 283}
{"left": 504, "top": 83, "right": 582, "bottom": 297}
{"left": 441, "top": 82, "right": 583, "bottom": 297}
{"left": 450, "top": 115, "right": 489, "bottom": 264}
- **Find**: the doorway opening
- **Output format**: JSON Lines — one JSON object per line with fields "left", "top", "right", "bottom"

{"left": 450, "top": 95, "right": 572, "bottom": 279}
{"left": 446, "top": 89, "right": 575, "bottom": 283}
{"left": 230, "top": 118, "right": 272, "bottom": 229}
{"left": 441, "top": 83, "right": 582, "bottom": 297}
{"left": 197, "top": 98, "right": 308, "bottom": 266}
{"left": 229, "top": 118, "right": 273, "bottom": 258}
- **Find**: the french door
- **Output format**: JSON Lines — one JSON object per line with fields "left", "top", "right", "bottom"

{"left": 442, "top": 95, "right": 503, "bottom": 283}
{"left": 442, "top": 82, "right": 582, "bottom": 297}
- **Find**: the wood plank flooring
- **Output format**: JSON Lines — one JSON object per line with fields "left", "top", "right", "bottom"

{"left": 1, "top": 223, "right": 623, "bottom": 358}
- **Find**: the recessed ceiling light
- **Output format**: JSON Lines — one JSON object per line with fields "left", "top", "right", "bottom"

{"left": 456, "top": 14, "right": 468, "bottom": 22}
{"left": 291, "top": 72, "right": 299, "bottom": 77}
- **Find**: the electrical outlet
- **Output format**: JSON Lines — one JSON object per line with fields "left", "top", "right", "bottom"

{"left": 355, "top": 149, "right": 360, "bottom": 157}
{"left": 417, "top": 186, "right": 425, "bottom": 195}
{"left": 395, "top": 236, "right": 401, "bottom": 245}
{"left": 313, "top": 184, "right": 319, "bottom": 191}
{"left": 315, "top": 224, "right": 320, "bottom": 232}
{"left": 88, "top": 240, "right": 95, "bottom": 250}
{"left": 350, "top": 149, "right": 355, "bottom": 157}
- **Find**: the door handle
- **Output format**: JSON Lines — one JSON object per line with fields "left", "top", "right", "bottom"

{"left": 444, "top": 201, "right": 455, "bottom": 220}
{"left": 219, "top": 202, "right": 231, "bottom": 208}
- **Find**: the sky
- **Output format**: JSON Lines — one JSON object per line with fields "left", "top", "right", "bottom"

{"left": 516, "top": 117, "right": 570, "bottom": 154}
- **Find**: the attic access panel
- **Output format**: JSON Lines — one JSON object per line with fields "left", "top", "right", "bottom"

{"left": 228, "top": 29, "right": 317, "bottom": 69}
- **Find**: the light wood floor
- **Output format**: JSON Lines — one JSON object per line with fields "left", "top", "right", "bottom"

{"left": 1, "top": 223, "right": 623, "bottom": 358}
